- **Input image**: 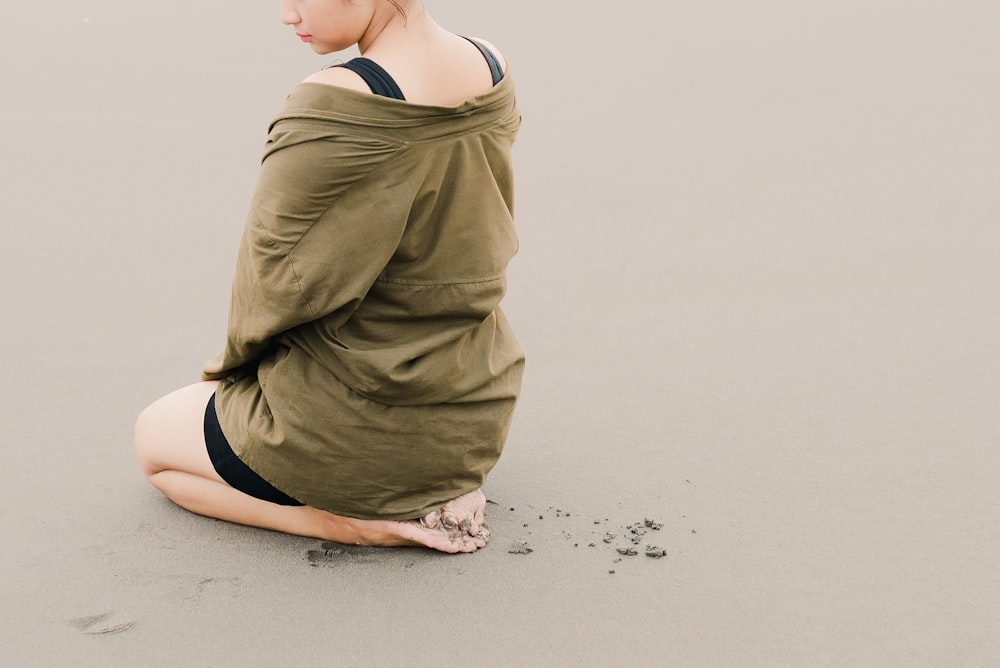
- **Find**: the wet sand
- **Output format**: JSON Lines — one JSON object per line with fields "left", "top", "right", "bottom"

{"left": 2, "top": 1, "right": 999, "bottom": 665}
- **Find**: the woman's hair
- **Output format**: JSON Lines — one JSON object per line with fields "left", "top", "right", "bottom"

{"left": 350, "top": 0, "right": 407, "bottom": 18}
{"left": 388, "top": 1, "right": 406, "bottom": 18}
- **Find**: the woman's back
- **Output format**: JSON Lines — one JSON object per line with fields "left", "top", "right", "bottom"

{"left": 135, "top": 0, "right": 520, "bottom": 554}
{"left": 202, "top": 7, "right": 524, "bottom": 520}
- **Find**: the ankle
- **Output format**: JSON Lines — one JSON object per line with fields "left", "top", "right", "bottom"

{"left": 317, "top": 510, "right": 362, "bottom": 545}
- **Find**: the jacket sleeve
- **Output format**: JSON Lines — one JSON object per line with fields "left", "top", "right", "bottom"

{"left": 202, "top": 119, "right": 406, "bottom": 380}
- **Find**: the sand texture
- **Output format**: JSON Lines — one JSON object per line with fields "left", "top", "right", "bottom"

{"left": 1, "top": 1, "right": 999, "bottom": 665}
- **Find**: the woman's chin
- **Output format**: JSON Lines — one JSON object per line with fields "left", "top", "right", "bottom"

{"left": 309, "top": 40, "right": 359, "bottom": 57}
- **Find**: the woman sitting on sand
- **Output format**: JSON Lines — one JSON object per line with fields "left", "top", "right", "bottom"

{"left": 134, "top": 0, "right": 523, "bottom": 553}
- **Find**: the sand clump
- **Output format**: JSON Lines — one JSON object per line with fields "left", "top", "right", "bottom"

{"left": 508, "top": 540, "right": 533, "bottom": 555}
{"left": 498, "top": 502, "right": 673, "bottom": 571}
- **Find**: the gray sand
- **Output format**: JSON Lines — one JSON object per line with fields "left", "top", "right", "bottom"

{"left": 2, "top": 1, "right": 999, "bottom": 665}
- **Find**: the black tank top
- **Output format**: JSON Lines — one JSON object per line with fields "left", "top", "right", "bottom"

{"left": 330, "top": 37, "right": 504, "bottom": 101}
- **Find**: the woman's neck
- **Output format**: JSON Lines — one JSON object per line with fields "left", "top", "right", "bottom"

{"left": 358, "top": 2, "right": 435, "bottom": 55}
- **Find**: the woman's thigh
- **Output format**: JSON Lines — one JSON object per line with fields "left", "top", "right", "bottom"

{"left": 135, "top": 380, "right": 223, "bottom": 483}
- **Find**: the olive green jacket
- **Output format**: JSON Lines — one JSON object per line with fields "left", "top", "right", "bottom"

{"left": 202, "top": 75, "right": 524, "bottom": 520}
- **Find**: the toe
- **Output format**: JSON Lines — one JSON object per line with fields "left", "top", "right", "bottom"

{"left": 420, "top": 511, "right": 443, "bottom": 530}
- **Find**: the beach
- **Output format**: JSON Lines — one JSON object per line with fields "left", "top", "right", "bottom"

{"left": 2, "top": 1, "right": 998, "bottom": 664}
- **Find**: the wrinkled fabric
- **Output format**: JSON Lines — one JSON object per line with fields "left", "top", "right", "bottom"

{"left": 202, "top": 75, "right": 524, "bottom": 520}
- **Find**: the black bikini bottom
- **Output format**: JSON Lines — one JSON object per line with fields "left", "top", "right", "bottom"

{"left": 204, "top": 393, "right": 304, "bottom": 507}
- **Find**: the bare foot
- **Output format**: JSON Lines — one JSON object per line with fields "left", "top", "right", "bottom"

{"left": 419, "top": 489, "right": 491, "bottom": 544}
{"left": 319, "top": 490, "right": 491, "bottom": 554}
{"left": 339, "top": 516, "right": 485, "bottom": 554}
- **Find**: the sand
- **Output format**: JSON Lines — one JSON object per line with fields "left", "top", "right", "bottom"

{"left": 2, "top": 1, "right": 999, "bottom": 665}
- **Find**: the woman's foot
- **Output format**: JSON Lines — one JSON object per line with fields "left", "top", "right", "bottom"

{"left": 329, "top": 490, "right": 491, "bottom": 554}
{"left": 420, "top": 489, "right": 490, "bottom": 542}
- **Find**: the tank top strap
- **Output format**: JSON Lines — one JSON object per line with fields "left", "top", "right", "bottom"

{"left": 331, "top": 39, "right": 503, "bottom": 99}
{"left": 462, "top": 37, "right": 505, "bottom": 86}
{"left": 332, "top": 58, "right": 406, "bottom": 100}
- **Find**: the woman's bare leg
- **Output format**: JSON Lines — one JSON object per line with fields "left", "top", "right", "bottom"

{"left": 134, "top": 382, "right": 487, "bottom": 553}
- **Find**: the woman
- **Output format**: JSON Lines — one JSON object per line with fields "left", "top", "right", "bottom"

{"left": 134, "top": 0, "right": 523, "bottom": 554}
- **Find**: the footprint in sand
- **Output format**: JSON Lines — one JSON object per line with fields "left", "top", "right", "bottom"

{"left": 307, "top": 542, "right": 384, "bottom": 567}
{"left": 69, "top": 612, "right": 136, "bottom": 635}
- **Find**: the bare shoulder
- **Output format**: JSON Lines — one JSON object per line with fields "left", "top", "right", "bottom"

{"left": 302, "top": 65, "right": 373, "bottom": 94}
{"left": 468, "top": 37, "right": 508, "bottom": 74}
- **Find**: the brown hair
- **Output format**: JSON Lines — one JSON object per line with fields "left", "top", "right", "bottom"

{"left": 388, "top": 1, "right": 406, "bottom": 19}
{"left": 350, "top": 0, "right": 407, "bottom": 19}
